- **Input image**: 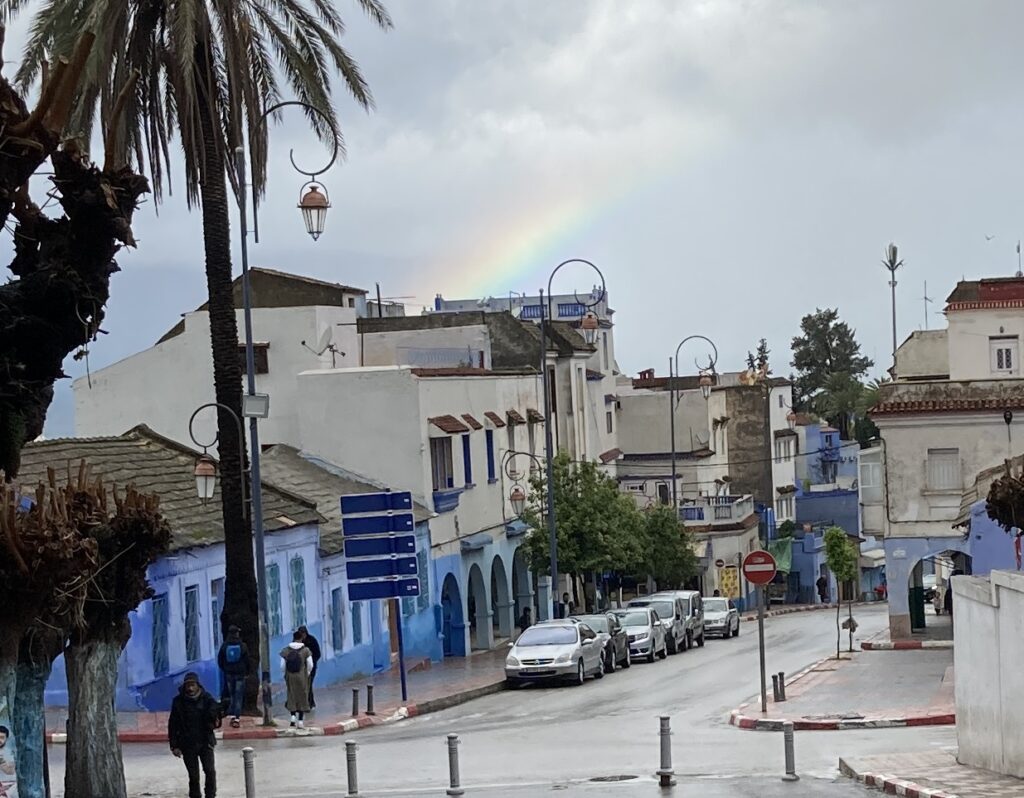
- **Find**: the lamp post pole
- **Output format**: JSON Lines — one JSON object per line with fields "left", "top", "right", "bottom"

{"left": 233, "top": 101, "right": 339, "bottom": 724}
{"left": 668, "top": 336, "right": 718, "bottom": 512}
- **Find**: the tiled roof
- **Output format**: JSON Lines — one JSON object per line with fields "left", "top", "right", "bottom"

{"left": 599, "top": 448, "right": 623, "bottom": 464}
{"left": 17, "top": 427, "right": 322, "bottom": 551}
{"left": 260, "top": 446, "right": 431, "bottom": 556}
{"left": 507, "top": 409, "right": 526, "bottom": 425}
{"left": 621, "top": 449, "right": 713, "bottom": 461}
{"left": 461, "top": 414, "right": 483, "bottom": 430}
{"left": 429, "top": 415, "right": 471, "bottom": 434}
{"left": 871, "top": 397, "right": 1024, "bottom": 416}
{"left": 526, "top": 408, "right": 545, "bottom": 423}
{"left": 411, "top": 367, "right": 493, "bottom": 377}
{"left": 484, "top": 411, "right": 506, "bottom": 428}
{"left": 945, "top": 277, "right": 1024, "bottom": 309}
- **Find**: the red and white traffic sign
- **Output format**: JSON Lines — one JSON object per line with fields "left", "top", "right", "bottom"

{"left": 742, "top": 550, "right": 777, "bottom": 586}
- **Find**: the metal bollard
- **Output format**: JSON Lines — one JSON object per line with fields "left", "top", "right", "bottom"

{"left": 345, "top": 740, "right": 360, "bottom": 796}
{"left": 656, "top": 715, "right": 676, "bottom": 788}
{"left": 366, "top": 684, "right": 376, "bottom": 715}
{"left": 242, "top": 747, "right": 257, "bottom": 798}
{"left": 782, "top": 721, "right": 799, "bottom": 782}
{"left": 771, "top": 673, "right": 781, "bottom": 702}
{"left": 352, "top": 687, "right": 360, "bottom": 717}
{"left": 778, "top": 671, "right": 787, "bottom": 702}
{"left": 446, "top": 733, "right": 465, "bottom": 796}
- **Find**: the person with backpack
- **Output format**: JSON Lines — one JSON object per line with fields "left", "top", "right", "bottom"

{"left": 280, "top": 630, "right": 313, "bottom": 728}
{"left": 216, "top": 625, "right": 250, "bottom": 728}
{"left": 297, "top": 625, "right": 322, "bottom": 709}
{"left": 168, "top": 672, "right": 221, "bottom": 798}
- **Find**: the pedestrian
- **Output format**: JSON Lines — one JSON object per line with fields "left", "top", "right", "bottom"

{"left": 712, "top": 589, "right": 721, "bottom": 597}
{"left": 517, "top": 606, "right": 532, "bottom": 632}
{"left": 280, "top": 630, "right": 313, "bottom": 728}
{"left": 216, "top": 625, "right": 249, "bottom": 728}
{"left": 561, "top": 592, "right": 574, "bottom": 618}
{"left": 816, "top": 575, "right": 829, "bottom": 604}
{"left": 168, "top": 672, "right": 220, "bottom": 798}
{"left": 297, "top": 625, "right": 322, "bottom": 709}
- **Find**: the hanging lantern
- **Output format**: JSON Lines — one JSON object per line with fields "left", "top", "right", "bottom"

{"left": 580, "top": 311, "right": 600, "bottom": 345}
{"left": 194, "top": 454, "right": 217, "bottom": 504}
{"left": 298, "top": 183, "right": 330, "bottom": 241}
{"left": 699, "top": 370, "right": 714, "bottom": 400}
{"left": 787, "top": 411, "right": 797, "bottom": 431}
{"left": 509, "top": 485, "right": 527, "bottom": 516}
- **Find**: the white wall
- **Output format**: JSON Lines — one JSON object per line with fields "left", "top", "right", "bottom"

{"left": 361, "top": 325, "right": 491, "bottom": 368}
{"left": 769, "top": 385, "right": 797, "bottom": 521}
{"left": 954, "top": 571, "right": 1024, "bottom": 777}
{"left": 948, "top": 308, "right": 1024, "bottom": 381}
{"left": 895, "top": 330, "right": 950, "bottom": 379}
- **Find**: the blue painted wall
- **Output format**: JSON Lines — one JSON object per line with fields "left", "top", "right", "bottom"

{"left": 795, "top": 489, "right": 860, "bottom": 536}
{"left": 967, "top": 499, "right": 1020, "bottom": 576}
{"left": 789, "top": 529, "right": 834, "bottom": 604}
{"left": 797, "top": 424, "right": 859, "bottom": 486}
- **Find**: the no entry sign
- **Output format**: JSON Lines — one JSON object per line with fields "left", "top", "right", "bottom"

{"left": 742, "top": 550, "right": 777, "bottom": 586}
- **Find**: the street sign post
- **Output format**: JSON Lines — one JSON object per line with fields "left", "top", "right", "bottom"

{"left": 341, "top": 490, "right": 418, "bottom": 702}
{"left": 743, "top": 550, "right": 778, "bottom": 714}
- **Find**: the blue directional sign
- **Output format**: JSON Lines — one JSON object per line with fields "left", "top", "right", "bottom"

{"left": 348, "top": 578, "right": 420, "bottom": 602}
{"left": 341, "top": 491, "right": 413, "bottom": 515}
{"left": 342, "top": 512, "right": 414, "bottom": 537}
{"left": 343, "top": 535, "right": 416, "bottom": 559}
{"left": 347, "top": 556, "right": 417, "bottom": 580}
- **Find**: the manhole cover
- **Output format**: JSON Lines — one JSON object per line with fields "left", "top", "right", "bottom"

{"left": 590, "top": 775, "right": 638, "bottom": 782}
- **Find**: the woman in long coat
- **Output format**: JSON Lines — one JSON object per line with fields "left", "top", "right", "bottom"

{"left": 280, "top": 629, "right": 313, "bottom": 727}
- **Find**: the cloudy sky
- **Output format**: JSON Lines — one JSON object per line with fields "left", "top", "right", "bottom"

{"left": 13, "top": 0, "right": 1024, "bottom": 436}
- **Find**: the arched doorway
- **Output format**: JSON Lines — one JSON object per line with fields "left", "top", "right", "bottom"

{"left": 441, "top": 573, "right": 466, "bottom": 657}
{"left": 490, "top": 555, "right": 513, "bottom": 639}
{"left": 467, "top": 564, "right": 493, "bottom": 650}
{"left": 907, "top": 548, "right": 973, "bottom": 632}
{"left": 512, "top": 546, "right": 533, "bottom": 626}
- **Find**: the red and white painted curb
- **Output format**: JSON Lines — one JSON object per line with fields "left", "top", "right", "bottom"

{"left": 862, "top": 640, "right": 953, "bottom": 651}
{"left": 840, "top": 759, "right": 961, "bottom": 797}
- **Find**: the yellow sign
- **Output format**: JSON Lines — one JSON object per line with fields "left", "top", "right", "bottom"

{"left": 718, "top": 565, "right": 740, "bottom": 599}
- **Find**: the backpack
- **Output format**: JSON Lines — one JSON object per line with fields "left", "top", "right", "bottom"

{"left": 225, "top": 643, "right": 243, "bottom": 665}
{"left": 285, "top": 648, "right": 303, "bottom": 674}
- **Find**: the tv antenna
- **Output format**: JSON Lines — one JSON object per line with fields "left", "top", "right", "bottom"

{"left": 301, "top": 327, "right": 345, "bottom": 368}
{"left": 922, "top": 281, "right": 932, "bottom": 330}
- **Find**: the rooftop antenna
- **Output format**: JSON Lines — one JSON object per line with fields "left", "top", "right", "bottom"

{"left": 882, "top": 243, "right": 903, "bottom": 366}
{"left": 922, "top": 281, "right": 932, "bottom": 330}
{"left": 1017, "top": 241, "right": 1023, "bottom": 278}
{"left": 301, "top": 326, "right": 345, "bottom": 368}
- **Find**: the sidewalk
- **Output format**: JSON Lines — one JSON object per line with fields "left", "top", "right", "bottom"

{"left": 45, "top": 647, "right": 508, "bottom": 744}
{"left": 739, "top": 600, "right": 878, "bottom": 623}
{"left": 861, "top": 611, "right": 954, "bottom": 650}
{"left": 729, "top": 648, "right": 955, "bottom": 731}
{"left": 841, "top": 750, "right": 1024, "bottom": 798}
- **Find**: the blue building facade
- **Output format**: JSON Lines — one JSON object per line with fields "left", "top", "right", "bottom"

{"left": 966, "top": 500, "right": 1019, "bottom": 577}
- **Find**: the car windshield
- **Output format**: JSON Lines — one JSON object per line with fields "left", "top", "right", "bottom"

{"left": 650, "top": 601, "right": 675, "bottom": 619}
{"left": 576, "top": 616, "right": 609, "bottom": 633}
{"left": 515, "top": 626, "right": 577, "bottom": 646}
{"left": 704, "top": 598, "right": 730, "bottom": 613}
{"left": 614, "top": 610, "right": 650, "bottom": 627}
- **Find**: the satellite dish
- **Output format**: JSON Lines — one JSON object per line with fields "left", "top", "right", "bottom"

{"left": 316, "top": 326, "right": 333, "bottom": 353}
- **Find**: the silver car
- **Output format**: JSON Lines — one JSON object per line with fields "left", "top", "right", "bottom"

{"left": 505, "top": 621, "right": 605, "bottom": 686}
{"left": 612, "top": 607, "right": 668, "bottom": 663}
{"left": 703, "top": 596, "right": 740, "bottom": 638}
{"left": 627, "top": 596, "right": 686, "bottom": 654}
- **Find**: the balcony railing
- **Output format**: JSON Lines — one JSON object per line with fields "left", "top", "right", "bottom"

{"left": 680, "top": 495, "right": 755, "bottom": 526}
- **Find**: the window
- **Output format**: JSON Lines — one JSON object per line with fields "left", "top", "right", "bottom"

{"left": 775, "top": 496, "right": 794, "bottom": 519}
{"left": 462, "top": 435, "right": 473, "bottom": 485}
{"left": 927, "top": 448, "right": 961, "bottom": 491}
{"left": 430, "top": 437, "right": 454, "bottom": 491}
{"left": 528, "top": 421, "right": 537, "bottom": 457}
{"left": 152, "top": 594, "right": 169, "bottom": 676}
{"left": 210, "top": 578, "right": 224, "bottom": 651}
{"left": 602, "top": 332, "right": 609, "bottom": 370}
{"left": 557, "top": 302, "right": 585, "bottom": 318}
{"left": 485, "top": 430, "right": 496, "bottom": 482}
{"left": 507, "top": 422, "right": 516, "bottom": 455}
{"left": 331, "top": 587, "right": 345, "bottom": 651}
{"left": 990, "top": 337, "right": 1019, "bottom": 375}
{"left": 606, "top": 410, "right": 614, "bottom": 434}
{"left": 352, "top": 602, "right": 363, "bottom": 645}
{"left": 185, "top": 585, "right": 200, "bottom": 662}
{"left": 626, "top": 483, "right": 645, "bottom": 493}
{"left": 860, "top": 460, "right": 883, "bottom": 503}
{"left": 656, "top": 482, "right": 670, "bottom": 505}
{"left": 347, "top": 297, "right": 356, "bottom": 308}
{"left": 266, "top": 563, "right": 282, "bottom": 635}
{"left": 237, "top": 343, "right": 269, "bottom": 374}
{"left": 416, "top": 548, "right": 430, "bottom": 611}
{"left": 778, "top": 394, "right": 784, "bottom": 408}
{"left": 290, "top": 557, "right": 307, "bottom": 628}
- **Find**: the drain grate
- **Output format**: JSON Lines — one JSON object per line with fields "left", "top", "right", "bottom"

{"left": 589, "top": 775, "right": 638, "bottom": 783}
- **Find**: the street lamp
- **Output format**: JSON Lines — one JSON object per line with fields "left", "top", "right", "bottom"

{"left": 194, "top": 454, "right": 217, "bottom": 504}
{"left": 669, "top": 336, "right": 719, "bottom": 512}
{"left": 537, "top": 259, "right": 607, "bottom": 617}
{"left": 509, "top": 485, "right": 527, "bottom": 517}
{"left": 233, "top": 100, "right": 340, "bottom": 725}
{"left": 580, "top": 311, "right": 600, "bottom": 345}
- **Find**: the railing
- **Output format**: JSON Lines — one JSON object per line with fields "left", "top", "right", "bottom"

{"left": 679, "top": 495, "right": 754, "bottom": 525}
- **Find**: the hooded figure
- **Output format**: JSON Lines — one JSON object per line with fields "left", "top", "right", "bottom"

{"left": 168, "top": 672, "right": 220, "bottom": 798}
{"left": 280, "top": 630, "right": 313, "bottom": 727}
{"left": 216, "top": 625, "right": 250, "bottom": 728}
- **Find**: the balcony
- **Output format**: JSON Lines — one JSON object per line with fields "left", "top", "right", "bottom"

{"left": 680, "top": 495, "right": 755, "bottom": 527}
{"left": 432, "top": 488, "right": 463, "bottom": 513}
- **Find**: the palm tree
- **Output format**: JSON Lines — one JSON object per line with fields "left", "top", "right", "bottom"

{"left": 3, "top": 0, "right": 391, "bottom": 715}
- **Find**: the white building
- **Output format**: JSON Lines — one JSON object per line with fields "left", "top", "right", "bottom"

{"left": 871, "top": 276, "right": 1024, "bottom": 639}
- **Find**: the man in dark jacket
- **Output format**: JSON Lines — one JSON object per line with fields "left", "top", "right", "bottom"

{"left": 216, "top": 625, "right": 250, "bottom": 728}
{"left": 298, "top": 625, "right": 322, "bottom": 708}
{"left": 168, "top": 672, "right": 220, "bottom": 798}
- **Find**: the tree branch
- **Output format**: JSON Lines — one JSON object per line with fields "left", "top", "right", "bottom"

{"left": 44, "top": 31, "right": 95, "bottom": 132}
{"left": 9, "top": 58, "right": 67, "bottom": 137}
{"left": 103, "top": 70, "right": 139, "bottom": 173}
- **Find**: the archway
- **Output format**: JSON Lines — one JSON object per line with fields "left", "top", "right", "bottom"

{"left": 467, "top": 563, "right": 493, "bottom": 650}
{"left": 906, "top": 548, "right": 973, "bottom": 633}
{"left": 440, "top": 573, "right": 466, "bottom": 657}
{"left": 490, "top": 555, "right": 513, "bottom": 639}
{"left": 885, "top": 536, "right": 971, "bottom": 640}
{"left": 512, "top": 546, "right": 533, "bottom": 628}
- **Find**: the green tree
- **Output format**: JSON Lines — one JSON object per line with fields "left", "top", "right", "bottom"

{"left": 641, "top": 506, "right": 700, "bottom": 590}
{"left": 791, "top": 309, "right": 873, "bottom": 408}
{"left": 6, "top": 0, "right": 392, "bottom": 714}
{"left": 823, "top": 526, "right": 859, "bottom": 659}
{"left": 778, "top": 519, "right": 796, "bottom": 538}
{"left": 746, "top": 338, "right": 770, "bottom": 374}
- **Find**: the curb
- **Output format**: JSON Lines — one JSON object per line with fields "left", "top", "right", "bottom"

{"left": 839, "top": 757, "right": 961, "bottom": 797}
{"left": 741, "top": 601, "right": 876, "bottom": 623}
{"left": 862, "top": 640, "right": 953, "bottom": 651}
{"left": 46, "top": 680, "right": 507, "bottom": 744}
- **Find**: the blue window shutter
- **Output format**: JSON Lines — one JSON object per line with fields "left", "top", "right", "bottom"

{"left": 331, "top": 588, "right": 345, "bottom": 651}
{"left": 184, "top": 585, "right": 200, "bottom": 662}
{"left": 266, "top": 564, "right": 282, "bottom": 636}
{"left": 462, "top": 435, "right": 472, "bottom": 485}
{"left": 152, "top": 594, "right": 169, "bottom": 676}
{"left": 352, "top": 602, "right": 363, "bottom": 645}
{"left": 290, "top": 557, "right": 307, "bottom": 628}
{"left": 486, "top": 430, "right": 495, "bottom": 482}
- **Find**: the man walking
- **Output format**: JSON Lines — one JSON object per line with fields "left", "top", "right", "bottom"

{"left": 168, "top": 672, "right": 220, "bottom": 798}
{"left": 217, "top": 625, "right": 249, "bottom": 728}
{"left": 297, "top": 625, "right": 322, "bottom": 709}
{"left": 816, "top": 574, "right": 830, "bottom": 604}
{"left": 281, "top": 630, "right": 314, "bottom": 728}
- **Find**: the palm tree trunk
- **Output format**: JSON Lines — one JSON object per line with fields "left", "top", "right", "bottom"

{"left": 194, "top": 39, "right": 260, "bottom": 713}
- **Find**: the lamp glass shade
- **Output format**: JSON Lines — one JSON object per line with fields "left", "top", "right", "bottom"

{"left": 194, "top": 456, "right": 217, "bottom": 503}
{"left": 509, "top": 485, "right": 527, "bottom": 516}
{"left": 580, "top": 311, "right": 600, "bottom": 345}
{"left": 786, "top": 411, "right": 797, "bottom": 431}
{"left": 699, "top": 372, "right": 713, "bottom": 400}
{"left": 299, "top": 185, "right": 330, "bottom": 241}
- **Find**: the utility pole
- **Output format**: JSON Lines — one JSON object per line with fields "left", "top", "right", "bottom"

{"left": 882, "top": 243, "right": 903, "bottom": 367}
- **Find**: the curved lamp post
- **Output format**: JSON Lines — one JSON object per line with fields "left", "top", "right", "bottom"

{"left": 233, "top": 101, "right": 340, "bottom": 725}
{"left": 668, "top": 336, "right": 719, "bottom": 512}
{"left": 538, "top": 259, "right": 607, "bottom": 614}
{"left": 500, "top": 449, "right": 545, "bottom": 519}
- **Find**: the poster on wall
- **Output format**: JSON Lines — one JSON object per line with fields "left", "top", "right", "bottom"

{"left": 718, "top": 565, "right": 740, "bottom": 599}
{"left": 0, "top": 696, "right": 17, "bottom": 798}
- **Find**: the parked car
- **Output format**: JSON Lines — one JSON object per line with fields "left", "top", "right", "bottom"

{"left": 627, "top": 596, "right": 687, "bottom": 654}
{"left": 702, "top": 596, "right": 739, "bottom": 638}
{"left": 652, "top": 590, "right": 706, "bottom": 648}
{"left": 922, "top": 574, "right": 938, "bottom": 605}
{"left": 504, "top": 620, "right": 605, "bottom": 687}
{"left": 612, "top": 607, "right": 668, "bottom": 663}
{"left": 571, "top": 613, "right": 631, "bottom": 672}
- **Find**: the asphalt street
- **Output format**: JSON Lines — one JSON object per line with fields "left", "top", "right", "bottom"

{"left": 47, "top": 603, "right": 957, "bottom": 797}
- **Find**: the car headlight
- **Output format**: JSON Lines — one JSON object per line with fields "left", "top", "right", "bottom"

{"left": 635, "top": 632, "right": 649, "bottom": 641}
{"left": 506, "top": 655, "right": 520, "bottom": 667}
{"left": 555, "top": 652, "right": 572, "bottom": 663}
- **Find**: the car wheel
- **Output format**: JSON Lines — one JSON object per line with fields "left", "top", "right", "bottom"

{"left": 574, "top": 659, "right": 585, "bottom": 686}
{"left": 667, "top": 636, "right": 677, "bottom": 655}
{"left": 621, "top": 651, "right": 631, "bottom": 669}
{"left": 647, "top": 646, "right": 656, "bottom": 664}
{"left": 657, "top": 641, "right": 668, "bottom": 660}
{"left": 594, "top": 659, "right": 605, "bottom": 679}
{"left": 733, "top": 622, "right": 740, "bottom": 637}
{"left": 697, "top": 632, "right": 705, "bottom": 648}
{"left": 604, "top": 649, "right": 616, "bottom": 674}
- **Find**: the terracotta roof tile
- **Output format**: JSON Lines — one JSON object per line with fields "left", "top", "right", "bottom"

{"left": 428, "top": 415, "right": 471, "bottom": 434}
{"left": 599, "top": 447, "right": 623, "bottom": 464}
{"left": 507, "top": 409, "right": 526, "bottom": 425}
{"left": 484, "top": 411, "right": 506, "bottom": 428}
{"left": 527, "top": 408, "right": 545, "bottom": 423}
{"left": 871, "top": 397, "right": 1024, "bottom": 416}
{"left": 461, "top": 414, "right": 483, "bottom": 430}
